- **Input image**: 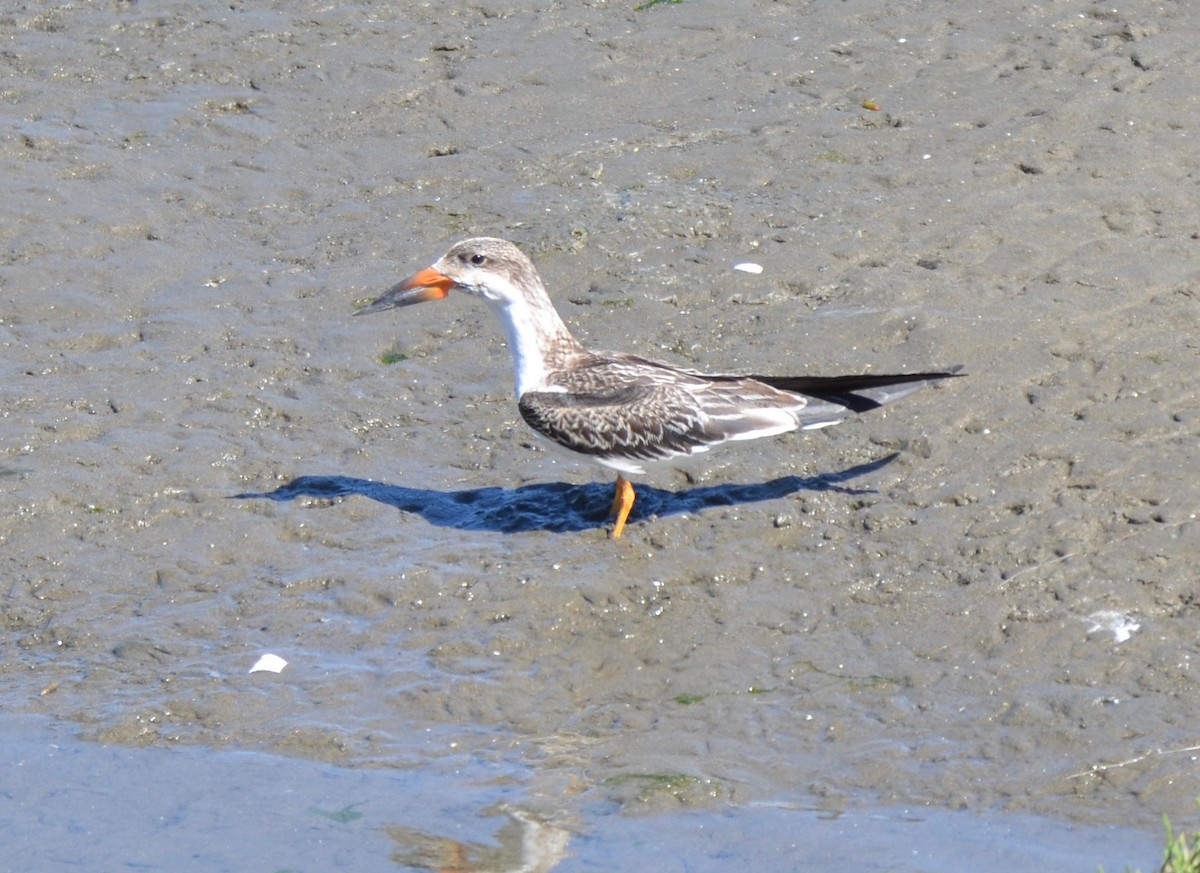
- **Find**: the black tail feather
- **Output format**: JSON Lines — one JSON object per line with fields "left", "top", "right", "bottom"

{"left": 749, "top": 368, "right": 964, "bottom": 413}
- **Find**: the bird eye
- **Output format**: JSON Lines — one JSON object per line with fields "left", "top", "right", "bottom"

{"left": 470, "top": 253, "right": 487, "bottom": 266}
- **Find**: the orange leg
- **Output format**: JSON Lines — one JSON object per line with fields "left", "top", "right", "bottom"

{"left": 608, "top": 475, "right": 636, "bottom": 539}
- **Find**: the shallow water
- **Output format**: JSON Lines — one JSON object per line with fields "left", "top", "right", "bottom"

{"left": 1, "top": 716, "right": 1158, "bottom": 871}
{"left": 3, "top": 0, "right": 1198, "bottom": 869}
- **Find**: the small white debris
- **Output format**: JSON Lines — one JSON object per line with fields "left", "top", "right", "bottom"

{"left": 733, "top": 262, "right": 763, "bottom": 274}
{"left": 250, "top": 653, "right": 288, "bottom": 674}
{"left": 1085, "top": 611, "right": 1140, "bottom": 643}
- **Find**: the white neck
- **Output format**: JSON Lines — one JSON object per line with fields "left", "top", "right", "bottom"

{"left": 486, "top": 295, "right": 580, "bottom": 398}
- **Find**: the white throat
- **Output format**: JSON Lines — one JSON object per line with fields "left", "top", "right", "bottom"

{"left": 489, "top": 297, "right": 553, "bottom": 398}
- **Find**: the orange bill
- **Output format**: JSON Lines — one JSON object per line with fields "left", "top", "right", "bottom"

{"left": 355, "top": 267, "right": 455, "bottom": 315}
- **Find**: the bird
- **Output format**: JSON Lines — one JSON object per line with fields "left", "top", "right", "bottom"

{"left": 355, "top": 237, "right": 961, "bottom": 538}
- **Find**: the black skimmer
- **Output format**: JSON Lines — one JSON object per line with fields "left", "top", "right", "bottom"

{"left": 357, "top": 237, "right": 960, "bottom": 538}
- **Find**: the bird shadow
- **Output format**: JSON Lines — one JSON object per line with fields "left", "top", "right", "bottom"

{"left": 233, "top": 454, "right": 899, "bottom": 535}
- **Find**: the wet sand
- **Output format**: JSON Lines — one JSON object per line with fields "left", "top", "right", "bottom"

{"left": 3, "top": 0, "right": 1197, "bottom": 866}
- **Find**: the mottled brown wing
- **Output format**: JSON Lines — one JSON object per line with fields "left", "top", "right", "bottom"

{"left": 517, "top": 381, "right": 717, "bottom": 462}
{"left": 516, "top": 353, "right": 818, "bottom": 462}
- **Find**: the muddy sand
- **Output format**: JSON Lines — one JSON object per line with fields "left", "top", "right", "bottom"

{"left": 3, "top": 0, "right": 1197, "bottom": 868}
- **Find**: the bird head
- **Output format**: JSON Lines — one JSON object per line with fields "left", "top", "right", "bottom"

{"left": 356, "top": 237, "right": 539, "bottom": 315}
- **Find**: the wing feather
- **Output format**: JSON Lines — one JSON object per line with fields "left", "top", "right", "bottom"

{"left": 514, "top": 354, "right": 961, "bottom": 465}
{"left": 516, "top": 355, "right": 809, "bottom": 463}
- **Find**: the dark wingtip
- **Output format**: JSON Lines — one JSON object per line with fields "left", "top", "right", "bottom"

{"left": 750, "top": 368, "right": 964, "bottom": 413}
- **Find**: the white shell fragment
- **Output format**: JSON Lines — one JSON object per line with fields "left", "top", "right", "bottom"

{"left": 249, "top": 653, "right": 288, "bottom": 674}
{"left": 733, "top": 262, "right": 764, "bottom": 274}
{"left": 1085, "top": 611, "right": 1140, "bottom": 643}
